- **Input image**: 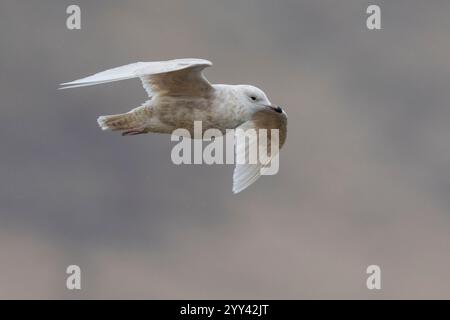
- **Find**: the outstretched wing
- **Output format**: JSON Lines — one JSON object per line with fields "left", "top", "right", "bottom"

{"left": 233, "top": 110, "right": 287, "bottom": 194}
{"left": 59, "top": 58, "right": 213, "bottom": 97}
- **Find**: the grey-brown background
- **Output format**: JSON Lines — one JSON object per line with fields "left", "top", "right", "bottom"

{"left": 1, "top": 0, "right": 450, "bottom": 299}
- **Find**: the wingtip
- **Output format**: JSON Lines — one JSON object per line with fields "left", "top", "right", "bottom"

{"left": 58, "top": 81, "right": 78, "bottom": 89}
{"left": 57, "top": 82, "right": 96, "bottom": 90}
{"left": 232, "top": 185, "right": 244, "bottom": 194}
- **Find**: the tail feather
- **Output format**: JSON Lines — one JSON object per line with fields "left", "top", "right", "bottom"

{"left": 97, "top": 113, "right": 141, "bottom": 131}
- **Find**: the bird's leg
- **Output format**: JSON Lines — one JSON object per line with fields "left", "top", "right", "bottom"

{"left": 122, "top": 128, "right": 147, "bottom": 136}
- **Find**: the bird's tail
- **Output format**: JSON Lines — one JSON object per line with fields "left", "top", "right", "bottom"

{"left": 97, "top": 112, "right": 143, "bottom": 131}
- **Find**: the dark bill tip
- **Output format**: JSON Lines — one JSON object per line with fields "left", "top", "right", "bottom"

{"left": 273, "top": 106, "right": 283, "bottom": 113}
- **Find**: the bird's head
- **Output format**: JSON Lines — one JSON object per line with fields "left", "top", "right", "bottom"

{"left": 236, "top": 85, "right": 287, "bottom": 117}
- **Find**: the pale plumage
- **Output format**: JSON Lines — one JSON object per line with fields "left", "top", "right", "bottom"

{"left": 60, "top": 58, "right": 287, "bottom": 193}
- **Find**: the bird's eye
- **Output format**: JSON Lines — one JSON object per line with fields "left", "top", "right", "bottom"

{"left": 250, "top": 96, "right": 257, "bottom": 101}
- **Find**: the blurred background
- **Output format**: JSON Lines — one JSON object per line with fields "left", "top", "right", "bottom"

{"left": 1, "top": 0, "right": 450, "bottom": 299}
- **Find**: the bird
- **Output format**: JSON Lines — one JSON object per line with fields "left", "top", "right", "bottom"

{"left": 60, "top": 58, "right": 287, "bottom": 193}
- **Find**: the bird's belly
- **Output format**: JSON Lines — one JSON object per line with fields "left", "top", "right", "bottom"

{"left": 154, "top": 96, "right": 244, "bottom": 135}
